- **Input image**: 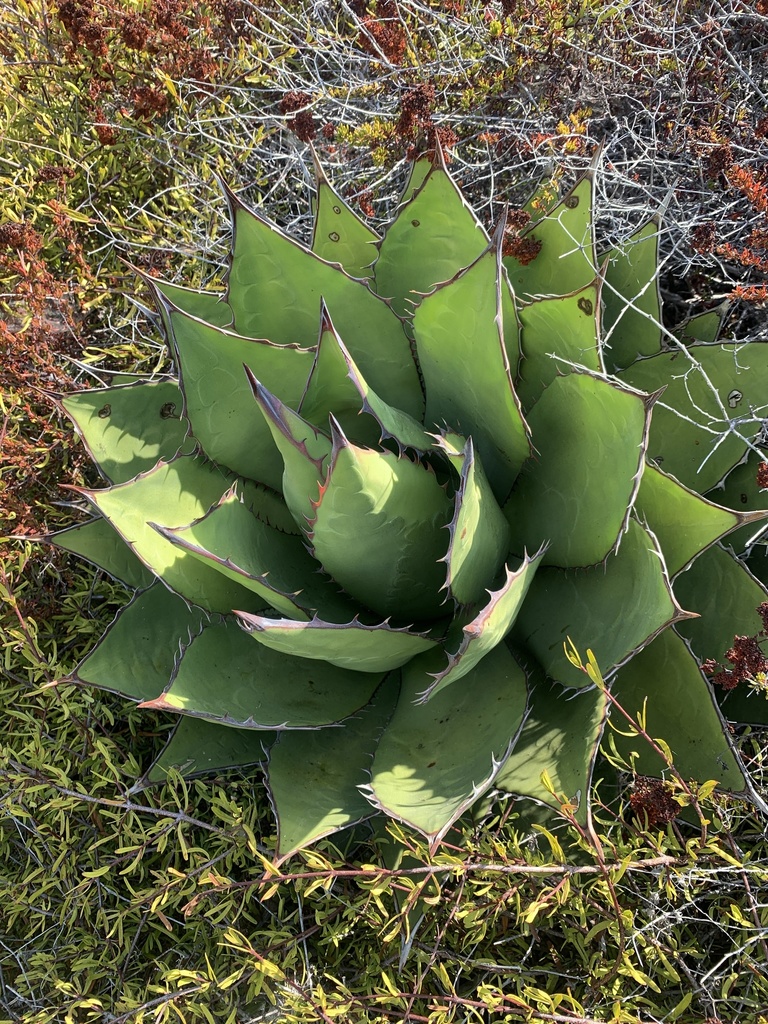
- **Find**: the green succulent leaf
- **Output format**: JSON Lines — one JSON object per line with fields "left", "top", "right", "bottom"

{"left": 504, "top": 173, "right": 596, "bottom": 298}
{"left": 62, "top": 379, "right": 193, "bottom": 484}
{"left": 495, "top": 676, "right": 608, "bottom": 825}
{"left": 298, "top": 304, "right": 432, "bottom": 452}
{"left": 348, "top": 371, "right": 435, "bottom": 455}
{"left": 747, "top": 545, "right": 768, "bottom": 588}
{"left": 368, "top": 642, "right": 528, "bottom": 842}
{"left": 308, "top": 422, "right": 453, "bottom": 621}
{"left": 601, "top": 215, "right": 663, "bottom": 372}
{"left": 48, "top": 517, "right": 154, "bottom": 590}
{"left": 226, "top": 190, "right": 424, "bottom": 420}
{"left": 145, "top": 716, "right": 274, "bottom": 785}
{"left": 141, "top": 618, "right": 386, "bottom": 727}
{"left": 673, "top": 301, "right": 729, "bottom": 345}
{"left": 500, "top": 266, "right": 523, "bottom": 381}
{"left": 400, "top": 155, "right": 433, "bottom": 203}
{"left": 152, "top": 278, "right": 234, "bottom": 328}
{"left": 515, "top": 281, "right": 603, "bottom": 411}
{"left": 513, "top": 519, "right": 689, "bottom": 688}
{"left": 156, "top": 486, "right": 358, "bottom": 623}
{"left": 156, "top": 296, "right": 315, "bottom": 490}
{"left": 610, "top": 628, "right": 750, "bottom": 795}
{"left": 246, "top": 370, "right": 333, "bottom": 533}
{"left": 443, "top": 438, "right": 512, "bottom": 607}
{"left": 71, "top": 583, "right": 207, "bottom": 701}
{"left": 237, "top": 612, "right": 438, "bottom": 673}
{"left": 674, "top": 542, "right": 768, "bottom": 725}
{"left": 422, "top": 551, "right": 544, "bottom": 701}
{"left": 635, "top": 462, "right": 767, "bottom": 576}
{"left": 432, "top": 430, "right": 467, "bottom": 476}
{"left": 80, "top": 454, "right": 266, "bottom": 614}
{"left": 706, "top": 452, "right": 768, "bottom": 553}
{"left": 234, "top": 477, "right": 301, "bottom": 536}
{"left": 617, "top": 343, "right": 768, "bottom": 491}
{"left": 413, "top": 241, "right": 530, "bottom": 500}
{"left": 297, "top": 302, "right": 380, "bottom": 446}
{"left": 310, "top": 154, "right": 380, "bottom": 279}
{"left": 373, "top": 159, "right": 489, "bottom": 318}
{"left": 504, "top": 373, "right": 652, "bottom": 567}
{"left": 267, "top": 674, "right": 399, "bottom": 862}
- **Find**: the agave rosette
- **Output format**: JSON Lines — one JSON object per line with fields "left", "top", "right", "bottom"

{"left": 50, "top": 149, "right": 768, "bottom": 858}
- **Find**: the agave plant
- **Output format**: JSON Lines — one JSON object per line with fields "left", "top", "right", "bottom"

{"left": 48, "top": 148, "right": 768, "bottom": 859}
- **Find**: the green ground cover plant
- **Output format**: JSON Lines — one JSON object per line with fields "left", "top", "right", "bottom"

{"left": 2, "top": 1, "right": 768, "bottom": 1022}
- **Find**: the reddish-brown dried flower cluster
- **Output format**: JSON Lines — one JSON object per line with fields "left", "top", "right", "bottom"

{"left": 92, "top": 110, "right": 119, "bottom": 147}
{"left": 424, "top": 124, "right": 458, "bottom": 157}
{"left": 394, "top": 84, "right": 456, "bottom": 163}
{"left": 702, "top": 605, "right": 768, "bottom": 691}
{"left": 689, "top": 128, "right": 768, "bottom": 303}
{"left": 151, "top": 0, "right": 189, "bottom": 37}
{"left": 54, "top": 0, "right": 237, "bottom": 126}
{"left": 502, "top": 211, "right": 542, "bottom": 265}
{"left": 279, "top": 91, "right": 316, "bottom": 143}
{"left": 0, "top": 209, "right": 94, "bottom": 333}
{"left": 0, "top": 210, "right": 94, "bottom": 535}
{"left": 184, "top": 48, "right": 218, "bottom": 82}
{"left": 506, "top": 209, "right": 532, "bottom": 232}
{"left": 209, "top": 0, "right": 252, "bottom": 37}
{"left": 35, "top": 164, "right": 74, "bottom": 186}
{"left": 629, "top": 776, "right": 680, "bottom": 826}
{"left": 0, "top": 314, "right": 86, "bottom": 534}
{"left": 397, "top": 83, "right": 436, "bottom": 138}
{"left": 120, "top": 12, "right": 150, "bottom": 50}
{"left": 131, "top": 85, "right": 171, "bottom": 119}
{"left": 355, "top": 189, "right": 375, "bottom": 219}
{"left": 503, "top": 236, "right": 542, "bottom": 265}
{"left": 757, "top": 463, "right": 768, "bottom": 490}
{"left": 0, "top": 223, "right": 44, "bottom": 254}
{"left": 357, "top": 0, "right": 407, "bottom": 65}
{"left": 690, "top": 221, "right": 717, "bottom": 254}
{"left": 706, "top": 143, "right": 733, "bottom": 180}
{"left": 57, "top": 0, "right": 108, "bottom": 56}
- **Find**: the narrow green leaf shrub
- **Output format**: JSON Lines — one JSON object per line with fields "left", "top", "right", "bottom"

{"left": 46, "top": 148, "right": 768, "bottom": 860}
